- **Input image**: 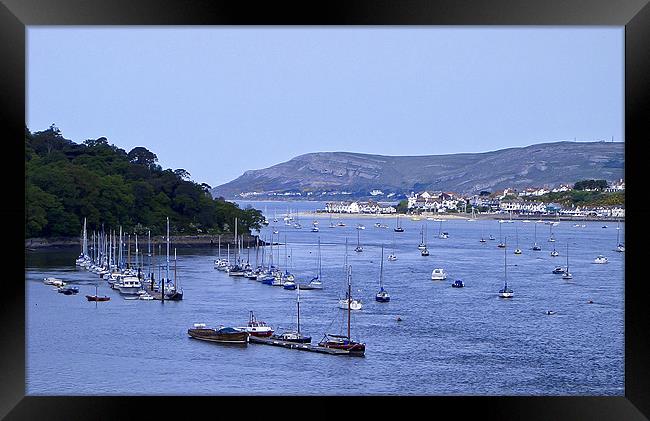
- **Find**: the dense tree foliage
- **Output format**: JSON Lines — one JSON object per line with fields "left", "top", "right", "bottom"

{"left": 25, "top": 125, "right": 264, "bottom": 238}
{"left": 573, "top": 179, "right": 608, "bottom": 191}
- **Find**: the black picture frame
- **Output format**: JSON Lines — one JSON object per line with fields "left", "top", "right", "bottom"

{"left": 4, "top": 0, "right": 648, "bottom": 419}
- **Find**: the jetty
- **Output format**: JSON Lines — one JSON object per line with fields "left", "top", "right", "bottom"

{"left": 248, "top": 336, "right": 363, "bottom": 357}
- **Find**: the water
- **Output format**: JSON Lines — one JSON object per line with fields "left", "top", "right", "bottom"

{"left": 26, "top": 201, "right": 624, "bottom": 395}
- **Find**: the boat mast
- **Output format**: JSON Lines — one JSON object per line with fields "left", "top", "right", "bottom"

{"left": 119, "top": 226, "right": 123, "bottom": 270}
{"left": 347, "top": 265, "right": 352, "bottom": 340}
{"left": 174, "top": 247, "right": 177, "bottom": 289}
{"left": 504, "top": 237, "right": 508, "bottom": 289}
{"left": 165, "top": 217, "right": 170, "bottom": 300}
{"left": 297, "top": 286, "right": 301, "bottom": 335}
{"left": 234, "top": 217, "right": 238, "bottom": 264}
{"left": 380, "top": 245, "right": 384, "bottom": 289}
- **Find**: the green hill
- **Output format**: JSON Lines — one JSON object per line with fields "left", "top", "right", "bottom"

{"left": 25, "top": 125, "right": 264, "bottom": 238}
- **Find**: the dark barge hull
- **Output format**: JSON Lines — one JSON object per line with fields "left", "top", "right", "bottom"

{"left": 188, "top": 328, "right": 249, "bottom": 344}
{"left": 249, "top": 336, "right": 364, "bottom": 356}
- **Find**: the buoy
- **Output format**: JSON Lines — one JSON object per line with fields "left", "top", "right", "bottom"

{"left": 396, "top": 316, "right": 402, "bottom": 322}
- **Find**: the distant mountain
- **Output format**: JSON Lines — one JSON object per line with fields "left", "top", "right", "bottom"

{"left": 210, "top": 141, "right": 624, "bottom": 200}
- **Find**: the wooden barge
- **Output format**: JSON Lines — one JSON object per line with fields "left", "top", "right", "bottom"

{"left": 248, "top": 335, "right": 363, "bottom": 357}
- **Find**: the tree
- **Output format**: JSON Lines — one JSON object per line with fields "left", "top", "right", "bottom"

{"left": 174, "top": 169, "right": 191, "bottom": 181}
{"left": 127, "top": 147, "right": 158, "bottom": 167}
{"left": 574, "top": 179, "right": 608, "bottom": 191}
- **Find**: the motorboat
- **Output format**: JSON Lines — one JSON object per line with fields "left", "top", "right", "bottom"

{"left": 593, "top": 255, "right": 609, "bottom": 264}
{"left": 451, "top": 280, "right": 464, "bottom": 288}
{"left": 431, "top": 268, "right": 447, "bottom": 280}
{"left": 236, "top": 311, "right": 274, "bottom": 337}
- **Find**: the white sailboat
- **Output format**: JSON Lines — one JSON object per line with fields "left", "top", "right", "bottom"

{"left": 562, "top": 242, "right": 573, "bottom": 280}
{"left": 338, "top": 239, "right": 362, "bottom": 310}
{"left": 497, "top": 221, "right": 506, "bottom": 248}
{"left": 418, "top": 224, "right": 427, "bottom": 250}
{"left": 421, "top": 223, "right": 430, "bottom": 256}
{"left": 301, "top": 237, "right": 323, "bottom": 290}
{"left": 514, "top": 225, "right": 522, "bottom": 254}
{"left": 498, "top": 237, "right": 514, "bottom": 298}
{"left": 354, "top": 229, "right": 363, "bottom": 253}
{"left": 615, "top": 219, "right": 625, "bottom": 252}
{"left": 388, "top": 233, "right": 398, "bottom": 261}
{"left": 531, "top": 222, "right": 542, "bottom": 251}
{"left": 375, "top": 245, "right": 390, "bottom": 302}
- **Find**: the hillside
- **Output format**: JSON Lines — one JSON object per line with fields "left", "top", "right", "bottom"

{"left": 211, "top": 141, "right": 624, "bottom": 199}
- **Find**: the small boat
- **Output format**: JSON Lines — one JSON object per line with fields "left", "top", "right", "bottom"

{"left": 356, "top": 224, "right": 365, "bottom": 230}
{"left": 139, "top": 292, "right": 155, "bottom": 300}
{"left": 488, "top": 234, "right": 495, "bottom": 241}
{"left": 43, "top": 277, "right": 65, "bottom": 287}
{"left": 271, "top": 287, "right": 312, "bottom": 343}
{"left": 593, "top": 255, "right": 609, "bottom": 264}
{"left": 546, "top": 310, "right": 556, "bottom": 316}
{"left": 394, "top": 215, "right": 404, "bottom": 232}
{"left": 497, "top": 222, "right": 505, "bottom": 248}
{"left": 86, "top": 285, "right": 110, "bottom": 301}
{"left": 375, "top": 245, "right": 390, "bottom": 302}
{"left": 337, "top": 221, "right": 346, "bottom": 227}
{"left": 236, "top": 311, "right": 274, "bottom": 337}
{"left": 188, "top": 324, "right": 249, "bottom": 344}
{"left": 338, "top": 297, "right": 362, "bottom": 310}
{"left": 431, "top": 268, "right": 447, "bottom": 281}
{"left": 615, "top": 219, "right": 624, "bottom": 252}
{"left": 421, "top": 248, "right": 430, "bottom": 256}
{"left": 320, "top": 265, "right": 365, "bottom": 356}
{"left": 531, "top": 222, "right": 542, "bottom": 251}
{"left": 354, "top": 229, "right": 363, "bottom": 253}
{"left": 451, "top": 280, "right": 464, "bottom": 288}
{"left": 311, "top": 226, "right": 319, "bottom": 232}
{"left": 498, "top": 237, "right": 514, "bottom": 298}
{"left": 58, "top": 286, "right": 79, "bottom": 295}
{"left": 550, "top": 249, "right": 559, "bottom": 257}
{"left": 552, "top": 266, "right": 565, "bottom": 274}
{"left": 418, "top": 225, "right": 427, "bottom": 250}
{"left": 562, "top": 243, "right": 573, "bottom": 280}
{"left": 86, "top": 295, "right": 110, "bottom": 302}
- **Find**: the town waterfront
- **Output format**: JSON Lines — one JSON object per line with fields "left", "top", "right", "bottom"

{"left": 26, "top": 201, "right": 624, "bottom": 395}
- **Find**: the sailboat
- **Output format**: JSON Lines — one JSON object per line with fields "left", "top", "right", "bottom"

{"left": 354, "top": 229, "right": 363, "bottom": 253}
{"left": 165, "top": 246, "right": 184, "bottom": 300}
{"left": 271, "top": 287, "right": 312, "bottom": 343}
{"left": 513, "top": 226, "right": 522, "bottom": 254}
{"left": 300, "top": 238, "right": 324, "bottom": 290}
{"left": 86, "top": 284, "right": 110, "bottom": 302}
{"left": 388, "top": 233, "right": 398, "bottom": 261}
{"left": 338, "top": 239, "right": 362, "bottom": 310}
{"left": 394, "top": 214, "right": 404, "bottom": 232}
{"left": 320, "top": 265, "right": 365, "bottom": 356}
{"left": 329, "top": 214, "right": 336, "bottom": 229}
{"left": 498, "top": 237, "right": 514, "bottom": 298}
{"left": 421, "top": 223, "right": 430, "bottom": 256}
{"left": 548, "top": 223, "right": 556, "bottom": 242}
{"left": 497, "top": 221, "right": 506, "bottom": 248}
{"left": 375, "top": 245, "right": 390, "bottom": 302}
{"left": 562, "top": 243, "right": 573, "bottom": 280}
{"left": 615, "top": 219, "right": 625, "bottom": 252}
{"left": 418, "top": 224, "right": 426, "bottom": 250}
{"left": 438, "top": 220, "right": 449, "bottom": 239}
{"left": 531, "top": 222, "right": 542, "bottom": 251}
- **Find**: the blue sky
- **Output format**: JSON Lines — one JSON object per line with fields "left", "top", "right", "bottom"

{"left": 27, "top": 27, "right": 623, "bottom": 186}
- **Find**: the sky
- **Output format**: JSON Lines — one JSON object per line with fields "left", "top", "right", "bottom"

{"left": 27, "top": 26, "right": 624, "bottom": 187}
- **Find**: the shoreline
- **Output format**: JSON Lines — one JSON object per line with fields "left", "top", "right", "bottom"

{"left": 25, "top": 234, "right": 267, "bottom": 250}
{"left": 291, "top": 211, "right": 624, "bottom": 222}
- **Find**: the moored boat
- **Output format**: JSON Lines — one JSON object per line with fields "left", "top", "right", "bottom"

{"left": 236, "top": 311, "right": 274, "bottom": 337}
{"left": 188, "top": 324, "right": 249, "bottom": 344}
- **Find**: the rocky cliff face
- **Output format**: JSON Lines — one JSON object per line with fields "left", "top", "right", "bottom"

{"left": 211, "top": 141, "right": 624, "bottom": 199}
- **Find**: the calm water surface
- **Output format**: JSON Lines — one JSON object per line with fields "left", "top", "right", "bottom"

{"left": 26, "top": 201, "right": 624, "bottom": 395}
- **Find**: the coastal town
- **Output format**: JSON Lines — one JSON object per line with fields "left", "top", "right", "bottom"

{"left": 319, "top": 179, "right": 625, "bottom": 219}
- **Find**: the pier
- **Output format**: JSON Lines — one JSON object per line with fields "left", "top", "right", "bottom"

{"left": 248, "top": 336, "right": 362, "bottom": 356}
